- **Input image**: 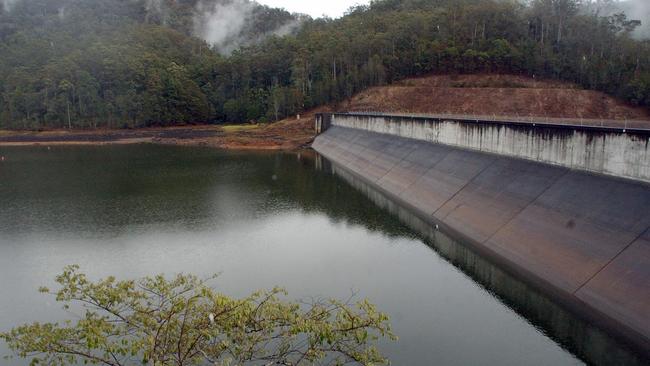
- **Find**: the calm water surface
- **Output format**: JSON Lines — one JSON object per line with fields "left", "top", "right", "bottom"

{"left": 0, "top": 145, "right": 636, "bottom": 365}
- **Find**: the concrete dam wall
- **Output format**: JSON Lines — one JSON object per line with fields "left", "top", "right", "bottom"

{"left": 325, "top": 113, "right": 650, "bottom": 183}
{"left": 312, "top": 113, "right": 650, "bottom": 356}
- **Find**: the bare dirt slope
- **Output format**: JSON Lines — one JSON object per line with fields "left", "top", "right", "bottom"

{"left": 340, "top": 74, "right": 650, "bottom": 122}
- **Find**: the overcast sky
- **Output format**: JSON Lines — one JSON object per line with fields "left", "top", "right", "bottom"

{"left": 257, "top": 0, "right": 371, "bottom": 18}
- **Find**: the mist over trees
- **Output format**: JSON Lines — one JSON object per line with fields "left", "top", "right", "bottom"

{"left": 0, "top": 0, "right": 648, "bottom": 129}
{"left": 586, "top": 0, "right": 650, "bottom": 39}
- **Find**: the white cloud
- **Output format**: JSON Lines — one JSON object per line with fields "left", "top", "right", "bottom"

{"left": 256, "top": 0, "right": 370, "bottom": 19}
{"left": 194, "top": 0, "right": 256, "bottom": 54}
{"left": 193, "top": 0, "right": 305, "bottom": 54}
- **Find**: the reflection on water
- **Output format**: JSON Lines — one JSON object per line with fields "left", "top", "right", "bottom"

{"left": 0, "top": 145, "right": 642, "bottom": 365}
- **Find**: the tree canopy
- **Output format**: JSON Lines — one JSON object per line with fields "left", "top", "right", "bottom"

{"left": 1, "top": 265, "right": 395, "bottom": 365}
{"left": 0, "top": 0, "right": 648, "bottom": 129}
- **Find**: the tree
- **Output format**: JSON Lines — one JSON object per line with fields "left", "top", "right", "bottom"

{"left": 1, "top": 266, "right": 395, "bottom": 366}
{"left": 1, "top": 0, "right": 648, "bottom": 128}
{"left": 58, "top": 79, "right": 74, "bottom": 129}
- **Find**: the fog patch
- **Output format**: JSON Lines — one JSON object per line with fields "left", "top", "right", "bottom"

{"left": 2, "top": 0, "right": 19, "bottom": 12}
{"left": 143, "top": 0, "right": 170, "bottom": 25}
{"left": 145, "top": 0, "right": 163, "bottom": 16}
{"left": 271, "top": 18, "right": 303, "bottom": 37}
{"left": 620, "top": 0, "right": 650, "bottom": 39}
{"left": 194, "top": 0, "right": 254, "bottom": 54}
{"left": 586, "top": 0, "right": 650, "bottom": 39}
{"left": 193, "top": 0, "right": 303, "bottom": 55}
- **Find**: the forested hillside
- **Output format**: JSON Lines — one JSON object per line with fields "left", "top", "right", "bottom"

{"left": 0, "top": 0, "right": 648, "bottom": 129}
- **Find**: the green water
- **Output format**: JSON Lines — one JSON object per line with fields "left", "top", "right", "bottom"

{"left": 0, "top": 145, "right": 641, "bottom": 365}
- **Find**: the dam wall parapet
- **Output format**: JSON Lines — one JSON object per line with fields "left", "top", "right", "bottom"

{"left": 312, "top": 117, "right": 650, "bottom": 358}
{"left": 317, "top": 113, "right": 650, "bottom": 183}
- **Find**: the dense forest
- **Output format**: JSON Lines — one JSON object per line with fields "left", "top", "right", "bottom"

{"left": 0, "top": 0, "right": 648, "bottom": 129}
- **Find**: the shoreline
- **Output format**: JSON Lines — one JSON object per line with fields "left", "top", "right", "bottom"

{"left": 0, "top": 122, "right": 316, "bottom": 151}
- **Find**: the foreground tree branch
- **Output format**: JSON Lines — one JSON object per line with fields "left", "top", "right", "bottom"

{"left": 1, "top": 265, "right": 396, "bottom": 366}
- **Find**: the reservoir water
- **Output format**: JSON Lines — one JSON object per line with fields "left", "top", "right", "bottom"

{"left": 0, "top": 145, "right": 643, "bottom": 365}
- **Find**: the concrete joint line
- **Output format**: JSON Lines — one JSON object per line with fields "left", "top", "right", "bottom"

{"left": 357, "top": 145, "right": 384, "bottom": 184}
{"left": 375, "top": 145, "right": 423, "bottom": 195}
{"left": 394, "top": 148, "right": 454, "bottom": 199}
{"left": 374, "top": 150, "right": 410, "bottom": 187}
{"left": 345, "top": 130, "right": 390, "bottom": 184}
{"left": 478, "top": 168, "right": 571, "bottom": 254}
{"left": 431, "top": 156, "right": 497, "bottom": 218}
{"left": 573, "top": 226, "right": 650, "bottom": 296}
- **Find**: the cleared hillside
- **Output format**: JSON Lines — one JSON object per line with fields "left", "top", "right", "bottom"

{"left": 340, "top": 75, "right": 650, "bottom": 123}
